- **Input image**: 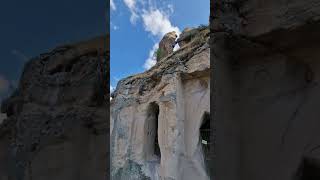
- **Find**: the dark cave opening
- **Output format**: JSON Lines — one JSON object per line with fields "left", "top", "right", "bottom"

{"left": 200, "top": 111, "right": 210, "bottom": 174}
{"left": 298, "top": 157, "right": 320, "bottom": 180}
{"left": 148, "top": 102, "right": 161, "bottom": 159}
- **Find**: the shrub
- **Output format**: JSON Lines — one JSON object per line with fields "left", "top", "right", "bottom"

{"left": 153, "top": 48, "right": 162, "bottom": 61}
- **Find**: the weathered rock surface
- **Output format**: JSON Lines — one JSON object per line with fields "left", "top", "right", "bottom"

{"left": 0, "top": 110, "right": 5, "bottom": 125}
{"left": 111, "top": 26, "right": 210, "bottom": 180}
{"left": 177, "top": 27, "right": 200, "bottom": 47}
{"left": 157, "top": 32, "right": 178, "bottom": 61}
{"left": 0, "top": 36, "right": 109, "bottom": 180}
{"left": 211, "top": 1, "right": 320, "bottom": 180}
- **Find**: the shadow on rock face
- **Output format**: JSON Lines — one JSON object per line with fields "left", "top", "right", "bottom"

{"left": 0, "top": 35, "right": 109, "bottom": 180}
{"left": 296, "top": 156, "right": 320, "bottom": 180}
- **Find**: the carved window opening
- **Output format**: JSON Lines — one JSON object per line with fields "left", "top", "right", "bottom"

{"left": 147, "top": 102, "right": 161, "bottom": 160}
{"left": 200, "top": 111, "right": 210, "bottom": 172}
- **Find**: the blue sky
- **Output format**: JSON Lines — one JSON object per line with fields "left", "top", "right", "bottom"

{"left": 110, "top": 0, "right": 209, "bottom": 91}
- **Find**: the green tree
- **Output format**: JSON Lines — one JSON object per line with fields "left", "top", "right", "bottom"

{"left": 153, "top": 48, "right": 162, "bottom": 61}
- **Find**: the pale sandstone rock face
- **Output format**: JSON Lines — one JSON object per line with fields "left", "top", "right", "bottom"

{"left": 177, "top": 27, "right": 198, "bottom": 47}
{"left": 211, "top": 1, "right": 320, "bottom": 180}
{"left": 111, "top": 26, "right": 210, "bottom": 180}
{"left": 176, "top": 28, "right": 192, "bottom": 47}
{"left": 157, "top": 31, "right": 178, "bottom": 61}
{"left": 0, "top": 36, "right": 109, "bottom": 180}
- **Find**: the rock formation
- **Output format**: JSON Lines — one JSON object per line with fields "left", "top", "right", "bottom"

{"left": 110, "top": 26, "right": 210, "bottom": 180}
{"left": 0, "top": 111, "right": 5, "bottom": 125}
{"left": 211, "top": 0, "right": 320, "bottom": 180}
{"left": 0, "top": 36, "right": 109, "bottom": 180}
{"left": 177, "top": 28, "right": 199, "bottom": 47}
{"left": 157, "top": 31, "right": 178, "bottom": 61}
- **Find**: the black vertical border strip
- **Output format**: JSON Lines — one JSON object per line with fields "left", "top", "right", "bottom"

{"left": 210, "top": 0, "right": 215, "bottom": 179}
{"left": 105, "top": 0, "right": 110, "bottom": 179}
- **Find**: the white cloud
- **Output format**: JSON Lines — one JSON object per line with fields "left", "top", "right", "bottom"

{"left": 173, "top": 43, "right": 180, "bottom": 52}
{"left": 121, "top": 0, "right": 181, "bottom": 70}
{"left": 113, "top": 25, "right": 119, "bottom": 30}
{"left": 141, "top": 9, "right": 181, "bottom": 69}
{"left": 143, "top": 43, "right": 159, "bottom": 70}
{"left": 122, "top": 0, "right": 180, "bottom": 36}
{"left": 111, "top": 22, "right": 119, "bottom": 30}
{"left": 124, "top": 0, "right": 135, "bottom": 10}
{"left": 123, "top": 0, "right": 139, "bottom": 24}
{"left": 111, "top": 0, "right": 116, "bottom": 11}
{"left": 110, "top": 85, "right": 115, "bottom": 101}
{"left": 110, "top": 85, "right": 115, "bottom": 92}
{"left": 167, "top": 4, "right": 174, "bottom": 14}
{"left": 130, "top": 12, "right": 139, "bottom": 24}
{"left": 141, "top": 9, "right": 180, "bottom": 37}
{"left": 113, "top": 76, "right": 121, "bottom": 82}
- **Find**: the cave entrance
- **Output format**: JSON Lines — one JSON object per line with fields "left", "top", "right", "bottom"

{"left": 298, "top": 156, "right": 320, "bottom": 180}
{"left": 200, "top": 111, "right": 211, "bottom": 173}
{"left": 147, "top": 102, "right": 161, "bottom": 160}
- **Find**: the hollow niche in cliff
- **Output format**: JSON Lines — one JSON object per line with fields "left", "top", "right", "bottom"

{"left": 298, "top": 156, "right": 320, "bottom": 180}
{"left": 200, "top": 111, "right": 210, "bottom": 172}
{"left": 146, "top": 102, "right": 161, "bottom": 161}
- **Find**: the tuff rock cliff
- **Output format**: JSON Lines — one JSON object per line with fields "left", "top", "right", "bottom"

{"left": 110, "top": 26, "right": 210, "bottom": 180}
{"left": 211, "top": 0, "right": 320, "bottom": 180}
{"left": 0, "top": 36, "right": 109, "bottom": 180}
